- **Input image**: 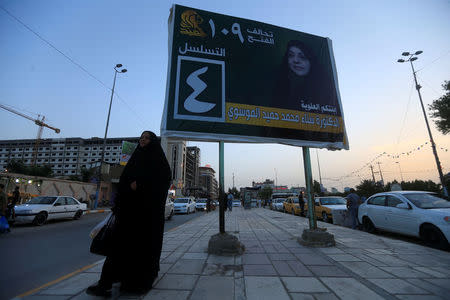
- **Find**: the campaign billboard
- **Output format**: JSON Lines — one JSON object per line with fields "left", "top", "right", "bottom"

{"left": 161, "top": 4, "right": 348, "bottom": 149}
{"left": 119, "top": 141, "right": 137, "bottom": 166}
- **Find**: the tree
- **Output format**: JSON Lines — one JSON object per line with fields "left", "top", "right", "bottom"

{"left": 80, "top": 167, "right": 96, "bottom": 182}
{"left": 228, "top": 187, "right": 241, "bottom": 199}
{"left": 429, "top": 80, "right": 450, "bottom": 134}
{"left": 258, "top": 186, "right": 272, "bottom": 201}
{"left": 313, "top": 180, "right": 322, "bottom": 195}
{"left": 6, "top": 160, "right": 53, "bottom": 177}
{"left": 355, "top": 180, "right": 384, "bottom": 198}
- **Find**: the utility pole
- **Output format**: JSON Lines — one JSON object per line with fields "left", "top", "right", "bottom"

{"left": 369, "top": 165, "right": 376, "bottom": 182}
{"left": 376, "top": 162, "right": 384, "bottom": 186}
{"left": 398, "top": 51, "right": 448, "bottom": 197}
{"left": 232, "top": 172, "right": 235, "bottom": 189}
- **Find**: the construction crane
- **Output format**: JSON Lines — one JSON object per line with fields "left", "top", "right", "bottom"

{"left": 0, "top": 103, "right": 60, "bottom": 165}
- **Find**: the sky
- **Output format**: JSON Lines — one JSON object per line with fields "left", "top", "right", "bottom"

{"left": 1, "top": 0, "right": 449, "bottom": 192}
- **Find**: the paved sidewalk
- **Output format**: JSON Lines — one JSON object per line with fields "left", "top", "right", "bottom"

{"left": 19, "top": 207, "right": 450, "bottom": 299}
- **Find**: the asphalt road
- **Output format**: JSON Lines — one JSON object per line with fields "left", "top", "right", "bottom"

{"left": 0, "top": 209, "right": 206, "bottom": 300}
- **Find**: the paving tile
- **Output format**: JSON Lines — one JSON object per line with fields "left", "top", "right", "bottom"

{"left": 320, "top": 277, "right": 385, "bottom": 300}
{"left": 286, "top": 260, "right": 314, "bottom": 276}
{"left": 295, "top": 254, "right": 333, "bottom": 265}
{"left": 37, "top": 273, "right": 98, "bottom": 296}
{"left": 245, "top": 276, "right": 290, "bottom": 300}
{"left": 317, "top": 248, "right": 346, "bottom": 254}
{"left": 365, "top": 254, "right": 411, "bottom": 266}
{"left": 413, "top": 267, "right": 448, "bottom": 278}
{"left": 406, "top": 278, "right": 450, "bottom": 299}
{"left": 234, "top": 277, "right": 245, "bottom": 300}
{"left": 307, "top": 265, "right": 349, "bottom": 277}
{"left": 268, "top": 253, "right": 296, "bottom": 261}
{"left": 339, "top": 261, "right": 395, "bottom": 279}
{"left": 289, "top": 293, "right": 315, "bottom": 300}
{"left": 161, "top": 251, "right": 184, "bottom": 263}
{"left": 327, "top": 254, "right": 361, "bottom": 262}
{"left": 379, "top": 266, "right": 431, "bottom": 278}
{"left": 395, "top": 295, "right": 442, "bottom": 300}
{"left": 242, "top": 253, "right": 271, "bottom": 264}
{"left": 154, "top": 274, "right": 198, "bottom": 290}
{"left": 167, "top": 259, "right": 205, "bottom": 274}
{"left": 272, "top": 261, "right": 296, "bottom": 276}
{"left": 182, "top": 252, "right": 208, "bottom": 260}
{"left": 190, "top": 276, "right": 234, "bottom": 300}
{"left": 368, "top": 278, "right": 429, "bottom": 294}
{"left": 207, "top": 255, "right": 235, "bottom": 265}
{"left": 423, "top": 279, "right": 450, "bottom": 291}
{"left": 312, "top": 293, "right": 340, "bottom": 300}
{"left": 159, "top": 263, "right": 172, "bottom": 274}
{"left": 281, "top": 277, "right": 329, "bottom": 293}
{"left": 243, "top": 264, "right": 277, "bottom": 276}
{"left": 143, "top": 289, "right": 190, "bottom": 300}
{"left": 202, "top": 263, "right": 242, "bottom": 276}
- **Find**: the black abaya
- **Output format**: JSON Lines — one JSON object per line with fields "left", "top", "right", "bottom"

{"left": 99, "top": 133, "right": 171, "bottom": 291}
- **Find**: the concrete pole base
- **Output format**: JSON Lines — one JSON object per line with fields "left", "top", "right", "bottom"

{"left": 208, "top": 232, "right": 245, "bottom": 256}
{"left": 298, "top": 228, "right": 336, "bottom": 248}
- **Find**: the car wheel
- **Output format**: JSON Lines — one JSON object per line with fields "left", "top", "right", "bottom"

{"left": 73, "top": 210, "right": 83, "bottom": 220}
{"left": 420, "top": 224, "right": 449, "bottom": 250}
{"left": 322, "top": 212, "right": 329, "bottom": 222}
{"left": 33, "top": 212, "right": 47, "bottom": 226}
{"left": 363, "top": 217, "right": 376, "bottom": 233}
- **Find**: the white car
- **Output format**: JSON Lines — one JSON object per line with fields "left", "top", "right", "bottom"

{"left": 165, "top": 197, "right": 174, "bottom": 220}
{"left": 358, "top": 191, "right": 450, "bottom": 249}
{"left": 271, "top": 198, "right": 286, "bottom": 211}
{"left": 232, "top": 200, "right": 241, "bottom": 207}
{"left": 15, "top": 196, "right": 87, "bottom": 226}
{"left": 195, "top": 198, "right": 208, "bottom": 211}
{"left": 173, "top": 197, "right": 196, "bottom": 214}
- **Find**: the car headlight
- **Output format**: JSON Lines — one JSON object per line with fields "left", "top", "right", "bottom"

{"left": 444, "top": 216, "right": 450, "bottom": 223}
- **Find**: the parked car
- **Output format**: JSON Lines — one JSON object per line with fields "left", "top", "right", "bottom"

{"left": 173, "top": 197, "right": 196, "bottom": 214}
{"left": 195, "top": 198, "right": 208, "bottom": 211}
{"left": 165, "top": 196, "right": 174, "bottom": 220}
{"left": 14, "top": 196, "right": 87, "bottom": 226}
{"left": 305, "top": 196, "right": 348, "bottom": 222}
{"left": 358, "top": 191, "right": 450, "bottom": 249}
{"left": 271, "top": 198, "right": 286, "bottom": 211}
{"left": 232, "top": 200, "right": 241, "bottom": 207}
{"left": 283, "top": 197, "right": 299, "bottom": 215}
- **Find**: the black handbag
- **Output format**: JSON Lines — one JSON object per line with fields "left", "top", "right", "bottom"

{"left": 90, "top": 213, "right": 116, "bottom": 256}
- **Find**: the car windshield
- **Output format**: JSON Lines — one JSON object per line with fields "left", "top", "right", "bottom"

{"left": 197, "top": 199, "right": 206, "bottom": 203}
{"left": 320, "top": 198, "right": 347, "bottom": 205}
{"left": 275, "top": 199, "right": 285, "bottom": 203}
{"left": 26, "top": 196, "right": 57, "bottom": 205}
{"left": 403, "top": 193, "right": 450, "bottom": 209}
{"left": 174, "top": 198, "right": 189, "bottom": 203}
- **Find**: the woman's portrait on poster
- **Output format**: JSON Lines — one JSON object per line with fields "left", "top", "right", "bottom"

{"left": 272, "top": 39, "right": 340, "bottom": 115}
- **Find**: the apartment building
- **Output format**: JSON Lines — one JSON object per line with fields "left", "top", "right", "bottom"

{"left": 0, "top": 137, "right": 139, "bottom": 177}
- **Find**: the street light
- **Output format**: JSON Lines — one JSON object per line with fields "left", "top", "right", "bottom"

{"left": 397, "top": 51, "right": 448, "bottom": 197}
{"left": 94, "top": 64, "right": 127, "bottom": 209}
{"left": 395, "top": 161, "right": 404, "bottom": 182}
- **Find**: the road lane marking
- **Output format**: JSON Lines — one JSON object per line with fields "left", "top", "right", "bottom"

{"left": 14, "top": 262, "right": 98, "bottom": 298}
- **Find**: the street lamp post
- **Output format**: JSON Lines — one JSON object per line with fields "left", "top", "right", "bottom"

{"left": 94, "top": 64, "right": 127, "bottom": 209}
{"left": 397, "top": 51, "right": 448, "bottom": 197}
{"left": 395, "top": 161, "right": 404, "bottom": 182}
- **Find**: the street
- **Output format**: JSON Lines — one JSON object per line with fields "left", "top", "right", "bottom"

{"left": 0, "top": 210, "right": 206, "bottom": 300}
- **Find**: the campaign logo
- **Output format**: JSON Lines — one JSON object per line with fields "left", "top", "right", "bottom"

{"left": 180, "top": 10, "right": 207, "bottom": 38}
{"left": 174, "top": 56, "right": 225, "bottom": 122}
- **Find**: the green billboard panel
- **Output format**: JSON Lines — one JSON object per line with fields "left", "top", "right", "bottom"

{"left": 161, "top": 5, "right": 348, "bottom": 150}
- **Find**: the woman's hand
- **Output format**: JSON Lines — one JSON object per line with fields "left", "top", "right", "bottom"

{"left": 130, "top": 181, "right": 137, "bottom": 191}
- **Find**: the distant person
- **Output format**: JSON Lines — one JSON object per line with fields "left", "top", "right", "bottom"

{"left": 227, "top": 193, "right": 234, "bottom": 211}
{"left": 12, "top": 186, "right": 20, "bottom": 206}
{"left": 87, "top": 131, "right": 171, "bottom": 296}
{"left": 298, "top": 192, "right": 305, "bottom": 217}
{"left": 206, "top": 198, "right": 211, "bottom": 213}
{"left": 0, "top": 184, "right": 11, "bottom": 232}
{"left": 346, "top": 188, "right": 361, "bottom": 229}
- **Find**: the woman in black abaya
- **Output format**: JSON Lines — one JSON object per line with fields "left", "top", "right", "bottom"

{"left": 88, "top": 131, "right": 171, "bottom": 296}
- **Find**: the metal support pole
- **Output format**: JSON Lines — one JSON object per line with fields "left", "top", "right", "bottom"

{"left": 219, "top": 141, "right": 225, "bottom": 233}
{"left": 302, "top": 147, "right": 316, "bottom": 230}
{"left": 409, "top": 61, "right": 448, "bottom": 197}
{"left": 95, "top": 70, "right": 118, "bottom": 209}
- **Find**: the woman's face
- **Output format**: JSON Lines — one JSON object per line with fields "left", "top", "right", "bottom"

{"left": 287, "top": 46, "right": 311, "bottom": 76}
{"left": 139, "top": 132, "right": 151, "bottom": 148}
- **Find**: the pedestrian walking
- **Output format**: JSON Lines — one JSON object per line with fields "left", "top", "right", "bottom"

{"left": 206, "top": 198, "right": 211, "bottom": 213}
{"left": 346, "top": 188, "right": 361, "bottom": 229}
{"left": 227, "top": 192, "right": 233, "bottom": 211}
{"left": 12, "top": 186, "right": 20, "bottom": 206}
{"left": 0, "top": 184, "right": 11, "bottom": 233}
{"left": 87, "top": 131, "right": 171, "bottom": 296}
{"left": 298, "top": 192, "right": 305, "bottom": 217}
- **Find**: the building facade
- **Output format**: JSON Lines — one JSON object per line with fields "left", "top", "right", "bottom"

{"left": 199, "top": 165, "right": 218, "bottom": 200}
{"left": 0, "top": 137, "right": 139, "bottom": 177}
